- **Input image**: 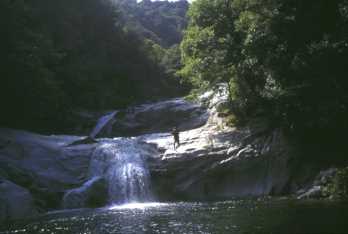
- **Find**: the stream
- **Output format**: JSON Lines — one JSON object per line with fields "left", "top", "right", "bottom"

{"left": 1, "top": 94, "right": 348, "bottom": 233}
{"left": 1, "top": 200, "right": 348, "bottom": 234}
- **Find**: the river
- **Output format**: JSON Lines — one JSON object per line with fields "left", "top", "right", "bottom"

{"left": 1, "top": 199, "right": 347, "bottom": 234}
{"left": 1, "top": 94, "right": 347, "bottom": 233}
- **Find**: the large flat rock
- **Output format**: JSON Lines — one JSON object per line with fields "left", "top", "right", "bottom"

{"left": 0, "top": 128, "right": 97, "bottom": 210}
{"left": 140, "top": 87, "right": 296, "bottom": 200}
{"left": 109, "top": 98, "right": 209, "bottom": 137}
{"left": 0, "top": 87, "right": 319, "bottom": 221}
{"left": 145, "top": 126, "right": 294, "bottom": 201}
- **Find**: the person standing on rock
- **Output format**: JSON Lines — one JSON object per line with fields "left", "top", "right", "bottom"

{"left": 172, "top": 127, "right": 180, "bottom": 150}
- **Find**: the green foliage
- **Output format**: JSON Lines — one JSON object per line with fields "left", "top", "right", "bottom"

{"left": 224, "top": 114, "right": 239, "bottom": 127}
{"left": 180, "top": 0, "right": 348, "bottom": 148}
{"left": 112, "top": 0, "right": 192, "bottom": 93}
{"left": 180, "top": 0, "right": 235, "bottom": 88}
{"left": 112, "top": 0, "right": 189, "bottom": 48}
{"left": 324, "top": 167, "right": 348, "bottom": 200}
{"left": 114, "top": 0, "right": 191, "bottom": 95}
{"left": 143, "top": 39, "right": 167, "bottom": 64}
{"left": 161, "top": 45, "right": 182, "bottom": 76}
{"left": 0, "top": 0, "right": 186, "bottom": 133}
{"left": 216, "top": 104, "right": 239, "bottom": 127}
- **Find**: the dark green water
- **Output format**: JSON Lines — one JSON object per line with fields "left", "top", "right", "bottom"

{"left": 1, "top": 200, "right": 347, "bottom": 234}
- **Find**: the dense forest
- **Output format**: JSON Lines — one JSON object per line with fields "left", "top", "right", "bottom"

{"left": 112, "top": 0, "right": 189, "bottom": 47}
{"left": 180, "top": 0, "right": 348, "bottom": 159}
{"left": 1, "top": 0, "right": 348, "bottom": 158}
{"left": 1, "top": 1, "right": 348, "bottom": 226}
{"left": 112, "top": 0, "right": 189, "bottom": 84}
{"left": 0, "top": 0, "right": 189, "bottom": 133}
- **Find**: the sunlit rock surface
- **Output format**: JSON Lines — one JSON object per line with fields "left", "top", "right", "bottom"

{"left": 143, "top": 126, "right": 293, "bottom": 200}
{"left": 68, "top": 98, "right": 209, "bottom": 137}
{"left": 109, "top": 98, "right": 209, "bottom": 137}
{"left": 0, "top": 85, "right": 325, "bottom": 220}
{"left": 141, "top": 85, "right": 295, "bottom": 200}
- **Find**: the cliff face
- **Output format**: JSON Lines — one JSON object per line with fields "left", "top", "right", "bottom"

{"left": 0, "top": 96, "right": 208, "bottom": 222}
{"left": 0, "top": 85, "right": 327, "bottom": 222}
{"left": 147, "top": 129, "right": 293, "bottom": 201}
{"left": 142, "top": 86, "right": 300, "bottom": 201}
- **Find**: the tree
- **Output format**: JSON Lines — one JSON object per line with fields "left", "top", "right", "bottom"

{"left": 180, "top": 0, "right": 348, "bottom": 147}
{"left": 0, "top": 0, "right": 186, "bottom": 133}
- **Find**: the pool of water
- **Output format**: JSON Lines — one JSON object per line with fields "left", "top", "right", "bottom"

{"left": 1, "top": 199, "right": 347, "bottom": 234}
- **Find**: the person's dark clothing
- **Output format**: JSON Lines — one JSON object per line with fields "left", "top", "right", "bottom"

{"left": 172, "top": 128, "right": 180, "bottom": 149}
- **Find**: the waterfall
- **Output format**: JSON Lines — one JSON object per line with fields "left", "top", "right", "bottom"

{"left": 89, "top": 138, "right": 153, "bottom": 204}
{"left": 78, "top": 96, "right": 207, "bottom": 205}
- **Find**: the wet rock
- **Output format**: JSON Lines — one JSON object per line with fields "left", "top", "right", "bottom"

{"left": 315, "top": 168, "right": 337, "bottom": 186}
{"left": 110, "top": 98, "right": 209, "bottom": 136}
{"left": 297, "top": 186, "right": 323, "bottom": 199}
{"left": 0, "top": 88, "right": 305, "bottom": 212}
{"left": 0, "top": 179, "right": 37, "bottom": 222}
{"left": 0, "top": 128, "right": 96, "bottom": 210}
{"left": 90, "top": 111, "right": 118, "bottom": 138}
{"left": 62, "top": 177, "right": 108, "bottom": 209}
{"left": 67, "top": 110, "right": 104, "bottom": 135}
{"left": 296, "top": 168, "right": 338, "bottom": 200}
{"left": 67, "top": 136, "right": 98, "bottom": 146}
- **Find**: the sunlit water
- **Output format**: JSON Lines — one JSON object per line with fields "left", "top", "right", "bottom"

{"left": 1, "top": 200, "right": 348, "bottom": 234}
{"left": 88, "top": 139, "right": 153, "bottom": 204}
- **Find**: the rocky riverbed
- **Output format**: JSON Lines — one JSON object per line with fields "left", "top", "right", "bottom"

{"left": 0, "top": 86, "right": 337, "bottom": 223}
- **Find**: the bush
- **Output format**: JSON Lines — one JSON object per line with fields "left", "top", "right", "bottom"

{"left": 324, "top": 167, "right": 348, "bottom": 200}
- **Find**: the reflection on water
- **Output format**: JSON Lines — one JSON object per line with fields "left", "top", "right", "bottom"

{"left": 109, "top": 202, "right": 168, "bottom": 210}
{"left": 1, "top": 200, "right": 348, "bottom": 234}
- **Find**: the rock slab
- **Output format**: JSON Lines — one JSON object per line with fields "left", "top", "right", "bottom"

{"left": 0, "top": 179, "right": 37, "bottom": 223}
{"left": 62, "top": 176, "right": 108, "bottom": 209}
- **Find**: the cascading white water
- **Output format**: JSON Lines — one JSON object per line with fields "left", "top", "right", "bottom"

{"left": 83, "top": 96, "right": 208, "bottom": 205}
{"left": 89, "top": 138, "right": 153, "bottom": 204}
